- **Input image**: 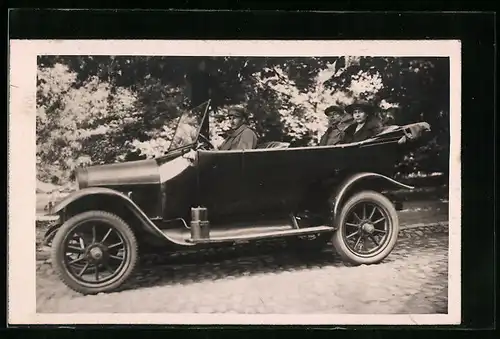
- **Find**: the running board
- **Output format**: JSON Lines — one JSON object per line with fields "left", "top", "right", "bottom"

{"left": 185, "top": 225, "right": 334, "bottom": 244}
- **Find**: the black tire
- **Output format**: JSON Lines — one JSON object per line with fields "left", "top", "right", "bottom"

{"left": 332, "top": 190, "right": 399, "bottom": 265}
{"left": 51, "top": 210, "right": 138, "bottom": 295}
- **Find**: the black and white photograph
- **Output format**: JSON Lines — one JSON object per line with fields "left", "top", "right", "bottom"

{"left": 8, "top": 40, "right": 461, "bottom": 325}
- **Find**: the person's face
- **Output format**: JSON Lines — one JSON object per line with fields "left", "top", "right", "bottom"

{"left": 229, "top": 113, "right": 243, "bottom": 129}
{"left": 352, "top": 108, "right": 368, "bottom": 124}
{"left": 328, "top": 112, "right": 342, "bottom": 123}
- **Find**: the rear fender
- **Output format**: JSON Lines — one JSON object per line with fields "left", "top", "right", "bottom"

{"left": 48, "top": 187, "right": 191, "bottom": 246}
{"left": 330, "top": 172, "right": 414, "bottom": 226}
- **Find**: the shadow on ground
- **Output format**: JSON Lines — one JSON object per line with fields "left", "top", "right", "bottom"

{"left": 122, "top": 239, "right": 341, "bottom": 291}
{"left": 120, "top": 233, "right": 446, "bottom": 293}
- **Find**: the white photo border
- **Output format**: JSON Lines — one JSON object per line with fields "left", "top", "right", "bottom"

{"left": 8, "top": 39, "right": 462, "bottom": 325}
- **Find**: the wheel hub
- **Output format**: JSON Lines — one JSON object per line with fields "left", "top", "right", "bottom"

{"left": 361, "top": 222, "right": 375, "bottom": 234}
{"left": 86, "top": 244, "right": 107, "bottom": 262}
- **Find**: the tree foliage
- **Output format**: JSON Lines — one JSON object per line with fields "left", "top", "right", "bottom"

{"left": 36, "top": 55, "right": 450, "bottom": 185}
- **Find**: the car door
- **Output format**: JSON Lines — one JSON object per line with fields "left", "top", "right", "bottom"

{"left": 240, "top": 148, "right": 306, "bottom": 217}
{"left": 240, "top": 146, "right": 352, "bottom": 217}
{"left": 196, "top": 150, "right": 245, "bottom": 223}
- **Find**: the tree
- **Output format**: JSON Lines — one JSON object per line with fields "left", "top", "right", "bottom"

{"left": 36, "top": 61, "right": 140, "bottom": 183}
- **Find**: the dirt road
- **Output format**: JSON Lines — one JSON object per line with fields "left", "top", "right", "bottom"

{"left": 36, "top": 227, "right": 448, "bottom": 314}
{"left": 35, "top": 199, "right": 449, "bottom": 314}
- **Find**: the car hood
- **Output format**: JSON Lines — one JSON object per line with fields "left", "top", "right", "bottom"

{"left": 76, "top": 158, "right": 161, "bottom": 189}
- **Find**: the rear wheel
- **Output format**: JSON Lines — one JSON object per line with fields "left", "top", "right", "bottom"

{"left": 51, "top": 210, "right": 138, "bottom": 295}
{"left": 332, "top": 190, "right": 399, "bottom": 265}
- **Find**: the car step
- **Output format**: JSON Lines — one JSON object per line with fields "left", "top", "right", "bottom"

{"left": 185, "top": 225, "right": 335, "bottom": 244}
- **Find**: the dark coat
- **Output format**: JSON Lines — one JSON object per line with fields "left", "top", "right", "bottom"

{"left": 339, "top": 116, "right": 384, "bottom": 144}
{"left": 219, "top": 124, "right": 258, "bottom": 150}
{"left": 319, "top": 114, "right": 354, "bottom": 146}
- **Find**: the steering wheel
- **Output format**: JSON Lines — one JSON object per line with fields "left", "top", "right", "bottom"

{"left": 196, "top": 134, "right": 215, "bottom": 150}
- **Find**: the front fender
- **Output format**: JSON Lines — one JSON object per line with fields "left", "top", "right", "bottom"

{"left": 331, "top": 172, "right": 414, "bottom": 224}
{"left": 50, "top": 187, "right": 124, "bottom": 215}
{"left": 41, "top": 222, "right": 61, "bottom": 247}
{"left": 48, "top": 187, "right": 193, "bottom": 246}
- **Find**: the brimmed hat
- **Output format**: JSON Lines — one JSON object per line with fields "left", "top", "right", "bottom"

{"left": 324, "top": 105, "right": 345, "bottom": 117}
{"left": 227, "top": 105, "right": 250, "bottom": 122}
{"left": 345, "top": 100, "right": 377, "bottom": 114}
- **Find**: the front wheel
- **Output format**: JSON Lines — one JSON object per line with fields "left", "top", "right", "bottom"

{"left": 51, "top": 210, "right": 138, "bottom": 295}
{"left": 332, "top": 190, "right": 399, "bottom": 265}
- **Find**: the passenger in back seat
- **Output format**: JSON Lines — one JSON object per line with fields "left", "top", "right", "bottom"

{"left": 339, "top": 100, "right": 384, "bottom": 144}
{"left": 319, "top": 105, "right": 354, "bottom": 146}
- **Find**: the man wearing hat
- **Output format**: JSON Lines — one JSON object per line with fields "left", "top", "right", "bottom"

{"left": 218, "top": 105, "right": 258, "bottom": 150}
{"left": 339, "top": 99, "right": 384, "bottom": 144}
{"left": 319, "top": 105, "right": 354, "bottom": 146}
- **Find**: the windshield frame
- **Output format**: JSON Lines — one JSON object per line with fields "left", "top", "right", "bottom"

{"left": 167, "top": 99, "right": 211, "bottom": 152}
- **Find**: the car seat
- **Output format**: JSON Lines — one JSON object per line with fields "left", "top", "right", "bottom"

{"left": 256, "top": 141, "right": 291, "bottom": 149}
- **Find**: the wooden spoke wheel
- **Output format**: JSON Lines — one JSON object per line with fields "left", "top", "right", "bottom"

{"left": 332, "top": 191, "right": 400, "bottom": 265}
{"left": 51, "top": 211, "right": 138, "bottom": 295}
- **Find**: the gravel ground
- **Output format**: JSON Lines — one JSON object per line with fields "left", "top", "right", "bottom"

{"left": 35, "top": 199, "right": 449, "bottom": 314}
{"left": 36, "top": 227, "right": 449, "bottom": 314}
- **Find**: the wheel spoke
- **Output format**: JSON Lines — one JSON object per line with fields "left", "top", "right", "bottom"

{"left": 346, "top": 222, "right": 359, "bottom": 228}
{"left": 368, "top": 206, "right": 376, "bottom": 220}
{"left": 79, "top": 238, "right": 85, "bottom": 249}
{"left": 362, "top": 204, "right": 366, "bottom": 219}
{"left": 110, "top": 254, "right": 124, "bottom": 262}
{"left": 108, "top": 241, "right": 123, "bottom": 250}
{"left": 95, "top": 264, "right": 100, "bottom": 281}
{"left": 353, "top": 212, "right": 362, "bottom": 222}
{"left": 373, "top": 229, "right": 387, "bottom": 235}
{"left": 101, "top": 228, "right": 112, "bottom": 243}
{"left": 346, "top": 231, "right": 358, "bottom": 240}
{"left": 68, "top": 256, "right": 86, "bottom": 265}
{"left": 92, "top": 225, "right": 96, "bottom": 243}
{"left": 354, "top": 235, "right": 362, "bottom": 249}
{"left": 373, "top": 217, "right": 385, "bottom": 224}
{"left": 67, "top": 245, "right": 85, "bottom": 253}
{"left": 77, "top": 262, "right": 90, "bottom": 277}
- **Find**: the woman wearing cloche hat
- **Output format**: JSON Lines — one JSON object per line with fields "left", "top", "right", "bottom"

{"left": 339, "top": 99, "right": 384, "bottom": 144}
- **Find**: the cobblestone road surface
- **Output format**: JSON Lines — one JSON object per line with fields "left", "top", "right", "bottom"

{"left": 36, "top": 228, "right": 449, "bottom": 314}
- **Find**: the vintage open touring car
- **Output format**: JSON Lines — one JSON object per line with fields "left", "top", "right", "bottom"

{"left": 43, "top": 100, "right": 431, "bottom": 294}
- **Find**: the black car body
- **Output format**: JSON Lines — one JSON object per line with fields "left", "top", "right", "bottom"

{"left": 44, "top": 100, "right": 431, "bottom": 294}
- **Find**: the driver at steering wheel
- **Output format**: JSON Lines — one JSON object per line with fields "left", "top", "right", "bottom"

{"left": 218, "top": 105, "right": 258, "bottom": 151}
